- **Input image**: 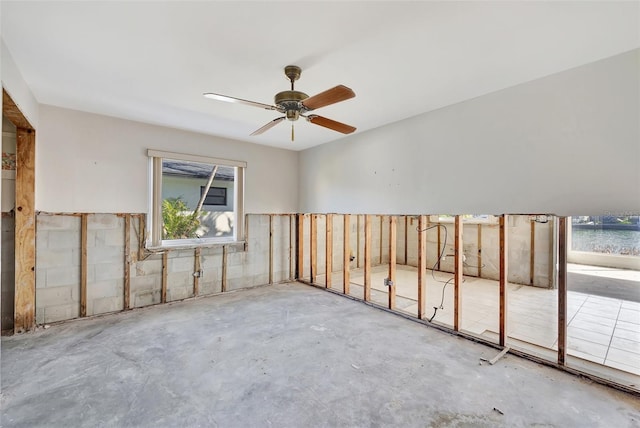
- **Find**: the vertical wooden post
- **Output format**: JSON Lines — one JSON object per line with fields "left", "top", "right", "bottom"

{"left": 437, "top": 221, "right": 442, "bottom": 271}
{"left": 137, "top": 214, "right": 146, "bottom": 262}
{"left": 325, "top": 214, "right": 333, "bottom": 288}
{"left": 379, "top": 215, "right": 384, "bottom": 264}
{"left": 193, "top": 247, "right": 201, "bottom": 297}
{"left": 477, "top": 224, "right": 482, "bottom": 278}
{"left": 124, "top": 214, "right": 131, "bottom": 310}
{"left": 222, "top": 245, "right": 228, "bottom": 292}
{"left": 403, "top": 216, "right": 408, "bottom": 265}
{"left": 343, "top": 214, "right": 351, "bottom": 294}
{"left": 297, "top": 214, "right": 304, "bottom": 280}
{"left": 499, "top": 215, "right": 508, "bottom": 346}
{"left": 558, "top": 216, "right": 568, "bottom": 365}
{"left": 244, "top": 214, "right": 249, "bottom": 251}
{"left": 310, "top": 214, "right": 317, "bottom": 283}
{"left": 417, "top": 215, "right": 427, "bottom": 319}
{"left": 14, "top": 128, "right": 36, "bottom": 331}
{"left": 269, "top": 214, "right": 274, "bottom": 285}
{"left": 356, "top": 215, "right": 361, "bottom": 269}
{"left": 530, "top": 219, "right": 535, "bottom": 286}
{"left": 388, "top": 216, "right": 397, "bottom": 310}
{"left": 289, "top": 215, "right": 294, "bottom": 280}
{"left": 80, "top": 213, "right": 88, "bottom": 317}
{"left": 161, "top": 251, "right": 168, "bottom": 303}
{"left": 364, "top": 215, "right": 372, "bottom": 301}
{"left": 454, "top": 215, "right": 463, "bottom": 331}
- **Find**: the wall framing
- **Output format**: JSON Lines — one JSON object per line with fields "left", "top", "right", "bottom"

{"left": 3, "top": 89, "right": 36, "bottom": 333}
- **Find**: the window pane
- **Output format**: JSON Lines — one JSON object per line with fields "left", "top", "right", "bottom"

{"left": 161, "top": 158, "right": 236, "bottom": 240}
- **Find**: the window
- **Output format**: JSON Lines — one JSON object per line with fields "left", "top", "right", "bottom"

{"left": 201, "top": 186, "right": 227, "bottom": 206}
{"left": 148, "top": 150, "right": 245, "bottom": 247}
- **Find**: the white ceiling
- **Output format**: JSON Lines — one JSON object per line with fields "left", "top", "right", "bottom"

{"left": 2, "top": 1, "right": 639, "bottom": 151}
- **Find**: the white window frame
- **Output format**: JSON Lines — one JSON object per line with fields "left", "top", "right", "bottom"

{"left": 147, "top": 149, "right": 246, "bottom": 248}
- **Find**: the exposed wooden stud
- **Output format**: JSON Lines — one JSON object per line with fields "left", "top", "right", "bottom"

{"left": 343, "top": 214, "right": 350, "bottom": 294}
{"left": 558, "top": 216, "right": 568, "bottom": 365}
{"left": 499, "top": 215, "right": 508, "bottom": 346}
{"left": 310, "top": 214, "right": 317, "bottom": 283}
{"left": 356, "top": 215, "right": 361, "bottom": 269}
{"left": 417, "top": 215, "right": 427, "bottom": 319}
{"left": 13, "top": 128, "right": 36, "bottom": 331}
{"left": 244, "top": 214, "right": 249, "bottom": 251}
{"left": 297, "top": 214, "right": 304, "bottom": 280}
{"left": 289, "top": 215, "right": 294, "bottom": 280}
{"left": 137, "top": 214, "right": 146, "bottom": 262}
{"left": 3, "top": 89, "right": 34, "bottom": 130}
{"left": 437, "top": 221, "right": 442, "bottom": 271}
{"left": 194, "top": 247, "right": 201, "bottom": 297}
{"left": 161, "top": 251, "right": 168, "bottom": 303}
{"left": 269, "top": 214, "right": 274, "bottom": 284}
{"left": 80, "top": 213, "right": 88, "bottom": 317}
{"left": 403, "top": 216, "right": 408, "bottom": 265}
{"left": 388, "top": 216, "right": 397, "bottom": 310}
{"left": 325, "top": 214, "right": 333, "bottom": 288}
{"left": 364, "top": 215, "right": 372, "bottom": 301}
{"left": 530, "top": 219, "right": 535, "bottom": 286}
{"left": 454, "top": 215, "right": 463, "bottom": 331}
{"left": 477, "top": 224, "right": 482, "bottom": 278}
{"left": 379, "top": 215, "right": 384, "bottom": 264}
{"left": 222, "top": 245, "right": 228, "bottom": 292}
{"left": 124, "top": 214, "right": 131, "bottom": 310}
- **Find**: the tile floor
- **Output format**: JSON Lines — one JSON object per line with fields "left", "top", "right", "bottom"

{"left": 320, "top": 263, "right": 640, "bottom": 380}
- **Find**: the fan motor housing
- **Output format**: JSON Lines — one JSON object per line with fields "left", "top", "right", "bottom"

{"left": 275, "top": 90, "right": 308, "bottom": 121}
{"left": 275, "top": 90, "right": 308, "bottom": 106}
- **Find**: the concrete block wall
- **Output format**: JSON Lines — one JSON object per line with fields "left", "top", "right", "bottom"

{"left": 402, "top": 215, "right": 553, "bottom": 287}
{"left": 87, "top": 214, "right": 125, "bottom": 316}
{"left": 34, "top": 213, "right": 294, "bottom": 325}
{"left": 1, "top": 216, "right": 15, "bottom": 330}
{"left": 272, "top": 215, "right": 293, "bottom": 283}
{"left": 35, "top": 214, "right": 81, "bottom": 324}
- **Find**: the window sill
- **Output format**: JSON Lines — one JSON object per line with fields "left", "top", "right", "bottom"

{"left": 146, "top": 240, "right": 246, "bottom": 253}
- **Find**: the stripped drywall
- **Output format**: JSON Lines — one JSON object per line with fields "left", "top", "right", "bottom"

{"left": 35, "top": 213, "right": 293, "bottom": 324}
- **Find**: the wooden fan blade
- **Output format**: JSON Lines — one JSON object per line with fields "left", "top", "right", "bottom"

{"left": 301, "top": 85, "right": 355, "bottom": 111}
{"left": 203, "top": 93, "right": 277, "bottom": 110}
{"left": 250, "top": 117, "right": 286, "bottom": 136}
{"left": 307, "top": 115, "right": 356, "bottom": 134}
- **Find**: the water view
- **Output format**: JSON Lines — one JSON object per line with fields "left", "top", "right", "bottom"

{"left": 571, "top": 228, "right": 640, "bottom": 256}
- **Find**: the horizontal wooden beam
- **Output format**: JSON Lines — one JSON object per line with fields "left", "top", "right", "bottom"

{"left": 3, "top": 89, "right": 34, "bottom": 130}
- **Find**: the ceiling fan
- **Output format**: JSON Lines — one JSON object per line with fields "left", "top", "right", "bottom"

{"left": 204, "top": 65, "right": 356, "bottom": 141}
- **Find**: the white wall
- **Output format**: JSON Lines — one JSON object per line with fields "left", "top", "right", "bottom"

{"left": 299, "top": 49, "right": 640, "bottom": 216}
{"left": 37, "top": 105, "right": 298, "bottom": 214}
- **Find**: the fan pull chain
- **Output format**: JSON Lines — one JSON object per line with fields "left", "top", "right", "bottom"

{"left": 291, "top": 123, "right": 295, "bottom": 142}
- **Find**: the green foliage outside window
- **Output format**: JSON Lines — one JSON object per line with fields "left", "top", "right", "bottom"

{"left": 162, "top": 197, "right": 201, "bottom": 240}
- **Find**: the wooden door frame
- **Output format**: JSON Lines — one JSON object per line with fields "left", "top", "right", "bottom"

{"left": 2, "top": 89, "right": 36, "bottom": 333}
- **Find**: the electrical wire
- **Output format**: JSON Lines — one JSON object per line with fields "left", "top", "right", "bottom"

{"left": 416, "top": 222, "right": 488, "bottom": 323}
{"left": 416, "top": 223, "right": 457, "bottom": 322}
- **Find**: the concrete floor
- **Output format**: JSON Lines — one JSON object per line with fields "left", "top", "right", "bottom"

{"left": 2, "top": 283, "right": 639, "bottom": 428}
